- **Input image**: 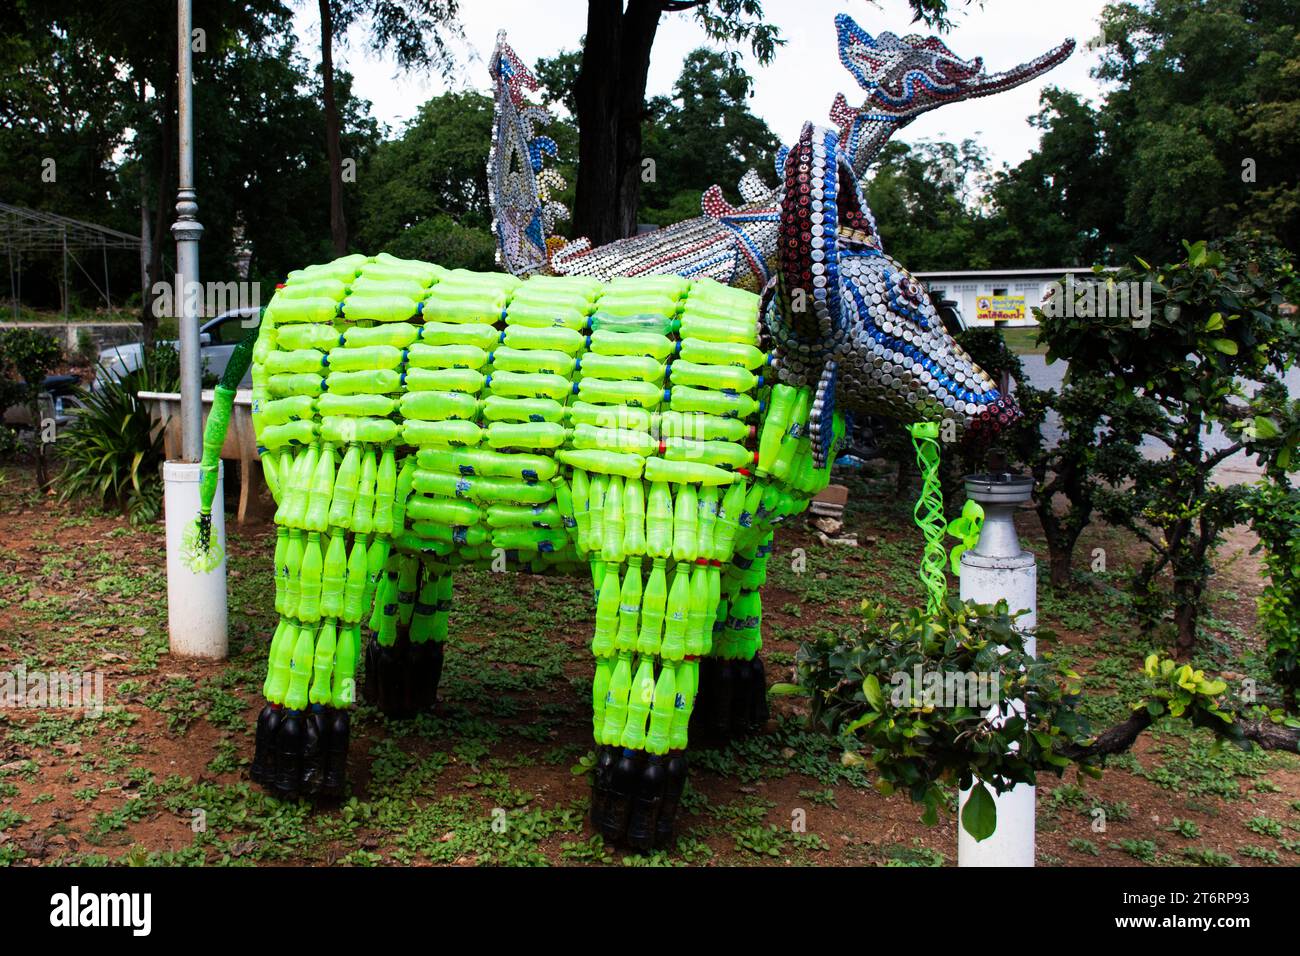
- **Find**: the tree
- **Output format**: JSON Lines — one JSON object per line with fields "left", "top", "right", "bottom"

{"left": 1039, "top": 236, "right": 1300, "bottom": 658}
{"left": 354, "top": 91, "right": 498, "bottom": 269}
{"left": 0, "top": 330, "right": 64, "bottom": 491}
{"left": 638, "top": 48, "right": 779, "bottom": 225}
{"left": 568, "top": 0, "right": 964, "bottom": 246}
{"left": 310, "top": 0, "right": 464, "bottom": 255}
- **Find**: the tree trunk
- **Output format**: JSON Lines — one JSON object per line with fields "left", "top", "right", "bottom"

{"left": 1048, "top": 548, "right": 1073, "bottom": 590}
{"left": 319, "top": 0, "right": 348, "bottom": 255}
{"left": 573, "top": 0, "right": 665, "bottom": 244}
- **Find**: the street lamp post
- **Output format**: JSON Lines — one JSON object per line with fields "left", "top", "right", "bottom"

{"left": 164, "top": 0, "right": 228, "bottom": 660}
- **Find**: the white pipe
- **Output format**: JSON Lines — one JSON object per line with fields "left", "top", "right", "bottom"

{"left": 957, "top": 475, "right": 1037, "bottom": 867}
{"left": 163, "top": 461, "right": 228, "bottom": 659}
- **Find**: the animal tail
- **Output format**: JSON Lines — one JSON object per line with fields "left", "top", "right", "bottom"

{"left": 488, "top": 31, "right": 570, "bottom": 277}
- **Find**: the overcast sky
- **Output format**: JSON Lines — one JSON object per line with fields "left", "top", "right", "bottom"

{"left": 293, "top": 0, "right": 1116, "bottom": 173}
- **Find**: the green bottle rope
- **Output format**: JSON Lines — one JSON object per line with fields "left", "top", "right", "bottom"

{"left": 908, "top": 422, "right": 948, "bottom": 615}
{"left": 187, "top": 321, "right": 262, "bottom": 570}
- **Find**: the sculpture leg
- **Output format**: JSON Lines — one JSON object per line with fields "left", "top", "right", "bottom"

{"left": 363, "top": 551, "right": 446, "bottom": 718}
{"left": 693, "top": 534, "right": 771, "bottom": 744}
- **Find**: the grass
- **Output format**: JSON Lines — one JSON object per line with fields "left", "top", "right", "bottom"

{"left": 0, "top": 460, "right": 1295, "bottom": 866}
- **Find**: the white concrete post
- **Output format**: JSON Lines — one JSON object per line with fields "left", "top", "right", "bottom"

{"left": 163, "top": 461, "right": 229, "bottom": 658}
{"left": 957, "top": 474, "right": 1037, "bottom": 867}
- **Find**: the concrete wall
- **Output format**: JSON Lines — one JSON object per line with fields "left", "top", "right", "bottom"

{"left": 0, "top": 321, "right": 142, "bottom": 355}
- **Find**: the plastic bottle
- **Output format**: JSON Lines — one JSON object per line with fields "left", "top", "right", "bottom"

{"left": 298, "top": 532, "right": 324, "bottom": 622}
{"left": 372, "top": 446, "right": 397, "bottom": 534}
{"left": 687, "top": 562, "right": 710, "bottom": 657}
{"left": 757, "top": 384, "right": 796, "bottom": 475}
{"left": 592, "top": 657, "right": 613, "bottom": 743}
{"left": 620, "top": 655, "right": 656, "bottom": 751}
{"left": 320, "top": 532, "right": 347, "bottom": 619}
{"left": 669, "top": 660, "right": 697, "bottom": 751}
{"left": 332, "top": 622, "right": 360, "bottom": 707}
{"left": 283, "top": 442, "right": 318, "bottom": 528}
{"left": 599, "top": 475, "right": 623, "bottom": 563}
{"left": 351, "top": 448, "right": 377, "bottom": 534}
{"left": 601, "top": 651, "right": 633, "bottom": 744}
{"left": 661, "top": 565, "right": 690, "bottom": 661}
{"left": 591, "top": 565, "right": 620, "bottom": 657}
{"left": 570, "top": 469, "right": 591, "bottom": 554}
{"left": 671, "top": 484, "right": 698, "bottom": 563}
{"left": 327, "top": 443, "right": 361, "bottom": 528}
{"left": 304, "top": 443, "right": 336, "bottom": 531}
{"left": 283, "top": 529, "right": 305, "bottom": 619}
{"left": 622, "top": 477, "right": 646, "bottom": 557}
{"left": 283, "top": 623, "right": 317, "bottom": 711}
{"left": 644, "top": 663, "right": 677, "bottom": 755}
{"left": 637, "top": 558, "right": 668, "bottom": 656}
{"left": 587, "top": 474, "right": 607, "bottom": 554}
{"left": 697, "top": 486, "right": 719, "bottom": 561}
{"left": 645, "top": 481, "right": 673, "bottom": 558}
{"left": 614, "top": 557, "right": 642, "bottom": 653}
{"left": 309, "top": 619, "right": 337, "bottom": 705}
{"left": 273, "top": 526, "right": 289, "bottom": 615}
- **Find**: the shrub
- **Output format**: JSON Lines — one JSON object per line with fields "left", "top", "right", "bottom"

{"left": 57, "top": 345, "right": 179, "bottom": 524}
{"left": 0, "top": 328, "right": 64, "bottom": 488}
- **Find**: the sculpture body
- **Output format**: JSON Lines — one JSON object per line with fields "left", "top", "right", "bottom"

{"left": 191, "top": 14, "right": 1072, "bottom": 849}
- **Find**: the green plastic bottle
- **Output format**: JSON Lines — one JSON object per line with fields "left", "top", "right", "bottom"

{"left": 757, "top": 385, "right": 796, "bottom": 475}
{"left": 328, "top": 443, "right": 361, "bottom": 527}
{"left": 587, "top": 474, "right": 607, "bottom": 554}
{"left": 715, "top": 481, "right": 746, "bottom": 560}
{"left": 304, "top": 442, "right": 336, "bottom": 531}
{"left": 320, "top": 531, "right": 347, "bottom": 619}
{"left": 704, "top": 562, "right": 722, "bottom": 655}
{"left": 672, "top": 484, "right": 698, "bottom": 563}
{"left": 637, "top": 557, "right": 667, "bottom": 656}
{"left": 615, "top": 556, "right": 642, "bottom": 652}
{"left": 773, "top": 389, "right": 811, "bottom": 481}
{"left": 372, "top": 446, "right": 397, "bottom": 534}
{"left": 309, "top": 619, "right": 336, "bottom": 705}
{"left": 601, "top": 651, "right": 633, "bottom": 745}
{"left": 332, "top": 622, "right": 360, "bottom": 707}
{"left": 687, "top": 561, "right": 710, "bottom": 657}
{"left": 283, "top": 529, "right": 305, "bottom": 619}
{"left": 622, "top": 477, "right": 646, "bottom": 557}
{"left": 571, "top": 469, "right": 591, "bottom": 555}
{"left": 602, "top": 475, "right": 625, "bottom": 563}
{"left": 669, "top": 661, "right": 697, "bottom": 751}
{"left": 591, "top": 564, "right": 620, "bottom": 657}
{"left": 265, "top": 619, "right": 297, "bottom": 704}
{"left": 352, "top": 448, "right": 377, "bottom": 534}
{"left": 645, "top": 481, "right": 673, "bottom": 558}
{"left": 661, "top": 564, "right": 690, "bottom": 661}
{"left": 283, "top": 442, "right": 318, "bottom": 528}
{"left": 262, "top": 618, "right": 290, "bottom": 699}
{"left": 697, "top": 486, "right": 719, "bottom": 560}
{"left": 283, "top": 623, "right": 317, "bottom": 711}
{"left": 592, "top": 657, "right": 613, "bottom": 743}
{"left": 298, "top": 532, "right": 324, "bottom": 622}
{"left": 342, "top": 536, "right": 369, "bottom": 623}
{"left": 644, "top": 663, "right": 677, "bottom": 755}
{"left": 273, "top": 526, "right": 289, "bottom": 616}
{"left": 620, "top": 655, "right": 656, "bottom": 750}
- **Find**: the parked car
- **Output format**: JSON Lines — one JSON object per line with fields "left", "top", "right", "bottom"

{"left": 95, "top": 307, "right": 259, "bottom": 389}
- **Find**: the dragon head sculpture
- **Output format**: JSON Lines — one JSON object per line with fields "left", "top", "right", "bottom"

{"left": 767, "top": 122, "right": 1018, "bottom": 464}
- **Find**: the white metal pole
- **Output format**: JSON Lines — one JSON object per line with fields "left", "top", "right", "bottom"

{"left": 164, "top": 0, "right": 227, "bottom": 660}
{"left": 957, "top": 474, "right": 1037, "bottom": 867}
{"left": 173, "top": 0, "right": 203, "bottom": 460}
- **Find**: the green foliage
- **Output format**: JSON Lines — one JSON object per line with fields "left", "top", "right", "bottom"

{"left": 793, "top": 597, "right": 1093, "bottom": 840}
{"left": 57, "top": 346, "right": 178, "bottom": 524}
{"left": 1242, "top": 481, "right": 1300, "bottom": 711}
{"left": 1138, "top": 654, "right": 1237, "bottom": 737}
{"left": 0, "top": 328, "right": 64, "bottom": 486}
{"left": 639, "top": 49, "right": 779, "bottom": 226}
{"left": 354, "top": 91, "right": 498, "bottom": 267}
{"left": 1039, "top": 236, "right": 1300, "bottom": 653}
